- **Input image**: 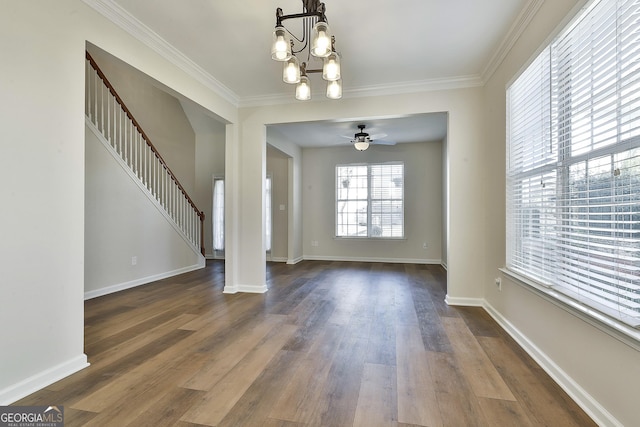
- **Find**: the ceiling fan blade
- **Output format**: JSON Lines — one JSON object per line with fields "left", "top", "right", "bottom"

{"left": 369, "top": 133, "right": 387, "bottom": 140}
{"left": 372, "top": 139, "right": 396, "bottom": 145}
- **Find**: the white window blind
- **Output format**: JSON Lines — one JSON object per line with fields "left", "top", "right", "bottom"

{"left": 336, "top": 163, "right": 404, "bottom": 238}
{"left": 507, "top": 0, "right": 640, "bottom": 326}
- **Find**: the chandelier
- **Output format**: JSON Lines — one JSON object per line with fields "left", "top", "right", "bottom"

{"left": 270, "top": 0, "right": 342, "bottom": 100}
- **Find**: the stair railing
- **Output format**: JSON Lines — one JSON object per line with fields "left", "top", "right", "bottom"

{"left": 85, "top": 51, "right": 205, "bottom": 255}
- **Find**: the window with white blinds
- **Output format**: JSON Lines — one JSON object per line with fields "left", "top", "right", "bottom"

{"left": 336, "top": 163, "right": 404, "bottom": 238}
{"left": 507, "top": 0, "right": 640, "bottom": 326}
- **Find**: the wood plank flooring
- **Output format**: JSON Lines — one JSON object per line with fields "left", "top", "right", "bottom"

{"left": 15, "top": 260, "right": 596, "bottom": 426}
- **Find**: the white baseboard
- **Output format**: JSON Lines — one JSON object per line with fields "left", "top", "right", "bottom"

{"left": 482, "top": 301, "right": 621, "bottom": 427}
{"left": 223, "top": 283, "right": 268, "bottom": 294}
{"left": 286, "top": 256, "right": 304, "bottom": 265}
{"left": 84, "top": 260, "right": 205, "bottom": 300}
{"left": 444, "top": 295, "right": 484, "bottom": 306}
{"left": 268, "top": 257, "right": 288, "bottom": 263}
{"left": 0, "top": 354, "right": 89, "bottom": 405}
{"left": 302, "top": 255, "right": 442, "bottom": 264}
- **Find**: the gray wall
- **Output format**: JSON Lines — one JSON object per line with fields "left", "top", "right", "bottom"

{"left": 267, "top": 145, "right": 290, "bottom": 262}
{"left": 302, "top": 141, "right": 442, "bottom": 263}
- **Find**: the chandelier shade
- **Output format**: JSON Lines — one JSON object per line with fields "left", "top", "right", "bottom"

{"left": 311, "top": 21, "right": 332, "bottom": 58}
{"left": 271, "top": 26, "right": 291, "bottom": 61}
{"left": 283, "top": 56, "right": 301, "bottom": 84}
{"left": 296, "top": 74, "right": 311, "bottom": 100}
{"left": 326, "top": 79, "right": 342, "bottom": 99}
{"left": 322, "top": 51, "right": 340, "bottom": 81}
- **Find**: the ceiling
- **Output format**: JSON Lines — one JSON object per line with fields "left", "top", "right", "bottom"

{"left": 93, "top": 0, "right": 533, "bottom": 147}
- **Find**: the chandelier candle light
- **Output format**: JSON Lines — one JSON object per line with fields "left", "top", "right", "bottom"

{"left": 271, "top": 0, "right": 342, "bottom": 100}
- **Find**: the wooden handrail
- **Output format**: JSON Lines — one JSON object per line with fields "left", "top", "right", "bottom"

{"left": 87, "top": 51, "right": 206, "bottom": 255}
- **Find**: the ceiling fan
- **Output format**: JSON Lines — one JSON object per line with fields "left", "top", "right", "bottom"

{"left": 343, "top": 124, "right": 396, "bottom": 151}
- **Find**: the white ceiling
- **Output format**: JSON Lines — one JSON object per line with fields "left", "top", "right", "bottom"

{"left": 268, "top": 114, "right": 448, "bottom": 148}
{"left": 92, "top": 0, "right": 534, "bottom": 147}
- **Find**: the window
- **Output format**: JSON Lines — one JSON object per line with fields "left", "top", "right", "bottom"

{"left": 507, "top": 0, "right": 640, "bottom": 326}
{"left": 212, "top": 177, "right": 224, "bottom": 252}
{"left": 265, "top": 175, "right": 272, "bottom": 252}
{"left": 336, "top": 163, "right": 404, "bottom": 238}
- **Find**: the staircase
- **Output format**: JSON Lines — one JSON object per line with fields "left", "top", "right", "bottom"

{"left": 85, "top": 52, "right": 205, "bottom": 255}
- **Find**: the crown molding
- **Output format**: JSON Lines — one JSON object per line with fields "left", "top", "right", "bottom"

{"left": 83, "top": 0, "right": 240, "bottom": 107}
{"left": 238, "top": 75, "right": 483, "bottom": 108}
{"left": 481, "top": 0, "right": 545, "bottom": 83}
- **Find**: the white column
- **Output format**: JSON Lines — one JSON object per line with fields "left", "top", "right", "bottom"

{"left": 224, "top": 120, "right": 267, "bottom": 293}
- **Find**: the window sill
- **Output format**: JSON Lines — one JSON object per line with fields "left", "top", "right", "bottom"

{"left": 500, "top": 268, "right": 640, "bottom": 352}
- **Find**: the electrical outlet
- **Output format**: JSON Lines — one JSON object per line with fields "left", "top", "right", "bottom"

{"left": 131, "top": 256, "right": 137, "bottom": 266}
{"left": 495, "top": 277, "right": 501, "bottom": 291}
{"left": 422, "top": 242, "right": 428, "bottom": 249}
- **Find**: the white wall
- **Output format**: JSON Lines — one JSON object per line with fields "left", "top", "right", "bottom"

{"left": 301, "top": 142, "right": 442, "bottom": 263}
{"left": 482, "top": 0, "right": 640, "bottom": 425}
{"left": 85, "top": 124, "right": 203, "bottom": 297}
{"left": 0, "top": 0, "right": 236, "bottom": 404}
{"left": 0, "top": 0, "right": 89, "bottom": 404}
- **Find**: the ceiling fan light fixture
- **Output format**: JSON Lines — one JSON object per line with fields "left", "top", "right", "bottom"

{"left": 353, "top": 140, "right": 369, "bottom": 151}
{"left": 326, "top": 79, "right": 342, "bottom": 99}
{"left": 271, "top": 26, "right": 291, "bottom": 61}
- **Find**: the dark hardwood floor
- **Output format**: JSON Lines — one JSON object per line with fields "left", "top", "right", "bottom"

{"left": 16, "top": 260, "right": 596, "bottom": 426}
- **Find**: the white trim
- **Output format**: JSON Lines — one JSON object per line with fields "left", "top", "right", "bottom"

{"left": 238, "top": 75, "right": 483, "bottom": 108}
{"left": 223, "top": 284, "right": 268, "bottom": 294}
{"left": 483, "top": 301, "right": 623, "bottom": 427}
{"left": 0, "top": 355, "right": 89, "bottom": 405}
{"left": 303, "top": 255, "right": 441, "bottom": 265}
{"left": 269, "top": 257, "right": 288, "bottom": 263}
{"left": 287, "top": 256, "right": 304, "bottom": 265}
{"left": 87, "top": 119, "right": 205, "bottom": 259}
{"left": 82, "top": 0, "right": 239, "bottom": 107}
{"left": 444, "top": 296, "right": 484, "bottom": 307}
{"left": 481, "top": 0, "right": 545, "bottom": 82}
{"left": 84, "top": 262, "right": 205, "bottom": 300}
